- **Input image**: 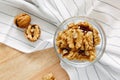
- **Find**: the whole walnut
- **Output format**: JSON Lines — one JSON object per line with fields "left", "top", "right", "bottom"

{"left": 14, "top": 13, "right": 31, "bottom": 28}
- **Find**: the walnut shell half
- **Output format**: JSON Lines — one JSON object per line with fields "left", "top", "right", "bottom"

{"left": 14, "top": 13, "right": 31, "bottom": 28}
{"left": 25, "top": 24, "right": 41, "bottom": 42}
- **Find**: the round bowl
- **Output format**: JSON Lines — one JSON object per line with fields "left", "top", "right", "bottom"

{"left": 54, "top": 16, "right": 106, "bottom": 67}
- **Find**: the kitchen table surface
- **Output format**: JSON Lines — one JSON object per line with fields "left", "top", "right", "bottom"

{"left": 0, "top": 43, "right": 69, "bottom": 80}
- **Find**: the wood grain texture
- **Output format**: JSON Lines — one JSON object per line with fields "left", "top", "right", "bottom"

{"left": 0, "top": 43, "right": 69, "bottom": 80}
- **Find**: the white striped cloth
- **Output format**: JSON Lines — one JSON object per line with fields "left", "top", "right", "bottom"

{"left": 0, "top": 0, "right": 120, "bottom": 80}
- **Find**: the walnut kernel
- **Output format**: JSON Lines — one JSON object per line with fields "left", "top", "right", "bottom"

{"left": 25, "top": 24, "right": 40, "bottom": 42}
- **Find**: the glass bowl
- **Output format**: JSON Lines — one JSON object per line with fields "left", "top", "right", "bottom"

{"left": 54, "top": 16, "right": 106, "bottom": 68}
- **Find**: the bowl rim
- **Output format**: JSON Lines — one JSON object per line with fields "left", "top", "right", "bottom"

{"left": 53, "top": 16, "right": 106, "bottom": 68}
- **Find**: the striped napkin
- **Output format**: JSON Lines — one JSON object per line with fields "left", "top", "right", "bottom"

{"left": 0, "top": 0, "right": 120, "bottom": 80}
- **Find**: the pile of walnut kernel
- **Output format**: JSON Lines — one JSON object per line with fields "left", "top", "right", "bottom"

{"left": 56, "top": 21, "right": 100, "bottom": 62}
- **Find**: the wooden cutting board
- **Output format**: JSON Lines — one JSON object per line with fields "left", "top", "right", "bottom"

{"left": 0, "top": 43, "right": 69, "bottom": 80}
